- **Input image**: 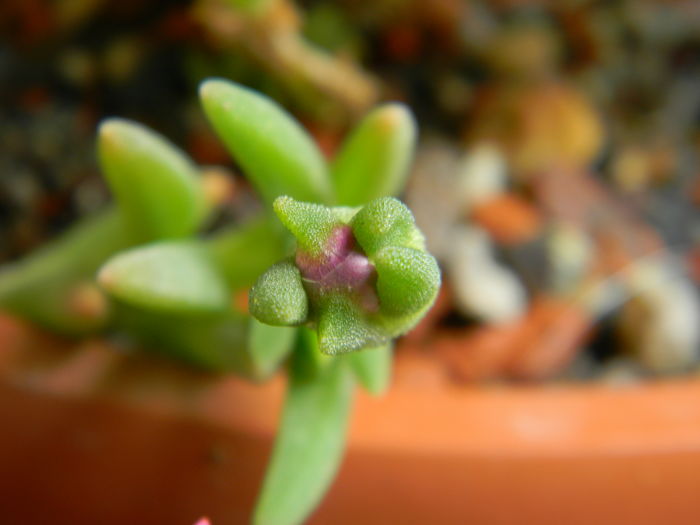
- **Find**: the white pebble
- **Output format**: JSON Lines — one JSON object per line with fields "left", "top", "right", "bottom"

{"left": 456, "top": 143, "right": 507, "bottom": 210}
{"left": 620, "top": 257, "right": 700, "bottom": 372}
{"left": 445, "top": 226, "right": 527, "bottom": 323}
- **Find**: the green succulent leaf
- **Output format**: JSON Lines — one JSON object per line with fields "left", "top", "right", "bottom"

{"left": 98, "top": 118, "right": 206, "bottom": 242}
{"left": 247, "top": 319, "right": 297, "bottom": 379}
{"left": 273, "top": 196, "right": 339, "bottom": 257}
{"left": 249, "top": 260, "right": 309, "bottom": 326}
{"left": 111, "top": 304, "right": 252, "bottom": 372}
{"left": 99, "top": 241, "right": 229, "bottom": 314}
{"left": 253, "top": 348, "right": 353, "bottom": 525}
{"left": 348, "top": 343, "right": 392, "bottom": 395}
{"left": 250, "top": 196, "right": 441, "bottom": 355}
{"left": 199, "top": 79, "right": 332, "bottom": 205}
{"left": 318, "top": 294, "right": 386, "bottom": 355}
{"left": 289, "top": 327, "right": 332, "bottom": 382}
{"left": 0, "top": 209, "right": 131, "bottom": 335}
{"left": 331, "top": 103, "right": 416, "bottom": 206}
{"left": 351, "top": 196, "right": 424, "bottom": 256}
{"left": 206, "top": 214, "right": 290, "bottom": 291}
{"left": 374, "top": 246, "right": 441, "bottom": 317}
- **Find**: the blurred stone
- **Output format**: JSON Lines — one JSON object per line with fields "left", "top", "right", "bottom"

{"left": 487, "top": 20, "right": 561, "bottom": 81}
{"left": 599, "top": 357, "right": 644, "bottom": 386}
{"left": 611, "top": 146, "right": 652, "bottom": 193}
{"left": 444, "top": 226, "right": 527, "bottom": 324}
{"left": 455, "top": 142, "right": 507, "bottom": 211}
{"left": 469, "top": 82, "right": 604, "bottom": 177}
{"left": 506, "top": 295, "right": 592, "bottom": 381}
{"left": 432, "top": 322, "right": 521, "bottom": 382}
{"left": 619, "top": 258, "right": 700, "bottom": 373}
{"left": 404, "top": 140, "right": 464, "bottom": 258}
{"left": 498, "top": 235, "right": 551, "bottom": 295}
{"left": 547, "top": 222, "right": 594, "bottom": 294}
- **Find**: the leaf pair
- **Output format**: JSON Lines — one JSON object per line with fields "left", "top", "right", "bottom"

{"left": 0, "top": 118, "right": 208, "bottom": 335}
{"left": 249, "top": 196, "right": 441, "bottom": 355}
{"left": 199, "top": 78, "right": 416, "bottom": 207}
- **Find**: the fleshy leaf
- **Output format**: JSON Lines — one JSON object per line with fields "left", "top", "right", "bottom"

{"left": 199, "top": 79, "right": 332, "bottom": 205}
{"left": 253, "top": 349, "right": 353, "bottom": 525}
{"left": 111, "top": 305, "right": 251, "bottom": 372}
{"left": 318, "top": 294, "right": 386, "bottom": 355}
{"left": 374, "top": 245, "right": 441, "bottom": 317}
{"left": 0, "top": 209, "right": 131, "bottom": 335}
{"left": 348, "top": 343, "right": 392, "bottom": 395}
{"left": 98, "top": 118, "right": 206, "bottom": 242}
{"left": 290, "top": 327, "right": 332, "bottom": 381}
{"left": 206, "top": 214, "right": 290, "bottom": 291}
{"left": 351, "top": 197, "right": 424, "bottom": 256}
{"left": 249, "top": 260, "right": 309, "bottom": 326}
{"left": 250, "top": 196, "right": 441, "bottom": 355}
{"left": 99, "top": 241, "right": 229, "bottom": 314}
{"left": 273, "top": 196, "right": 338, "bottom": 257}
{"left": 331, "top": 103, "right": 416, "bottom": 206}
{"left": 247, "top": 318, "right": 296, "bottom": 379}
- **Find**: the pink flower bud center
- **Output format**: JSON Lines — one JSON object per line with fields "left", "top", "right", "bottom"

{"left": 295, "top": 225, "right": 377, "bottom": 310}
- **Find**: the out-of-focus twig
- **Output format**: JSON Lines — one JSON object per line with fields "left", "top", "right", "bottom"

{"left": 193, "top": 0, "right": 380, "bottom": 124}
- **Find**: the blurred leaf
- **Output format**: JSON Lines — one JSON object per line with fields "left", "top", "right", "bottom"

{"left": 99, "top": 241, "right": 229, "bottom": 314}
{"left": 303, "top": 4, "right": 357, "bottom": 53}
{"left": 206, "top": 214, "right": 290, "bottom": 291}
{"left": 289, "top": 326, "right": 331, "bottom": 381}
{"left": 112, "top": 303, "right": 252, "bottom": 372}
{"left": 247, "top": 318, "right": 296, "bottom": 379}
{"left": 199, "top": 79, "right": 332, "bottom": 205}
{"left": 98, "top": 118, "right": 206, "bottom": 242}
{"left": 348, "top": 343, "right": 392, "bottom": 395}
{"left": 331, "top": 103, "right": 416, "bottom": 206}
{"left": 254, "top": 347, "right": 353, "bottom": 525}
{"left": 223, "top": 0, "right": 275, "bottom": 15}
{"left": 0, "top": 209, "right": 131, "bottom": 335}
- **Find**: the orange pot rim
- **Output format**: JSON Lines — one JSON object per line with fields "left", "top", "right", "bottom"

{"left": 3, "top": 312, "right": 700, "bottom": 462}
{"left": 200, "top": 371, "right": 700, "bottom": 459}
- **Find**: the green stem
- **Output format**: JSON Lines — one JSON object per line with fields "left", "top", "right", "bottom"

{"left": 253, "top": 331, "right": 354, "bottom": 525}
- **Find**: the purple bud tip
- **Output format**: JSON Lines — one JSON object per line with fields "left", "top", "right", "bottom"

{"left": 295, "top": 225, "right": 377, "bottom": 309}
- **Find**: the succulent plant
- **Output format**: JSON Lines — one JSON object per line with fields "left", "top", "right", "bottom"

{"left": 0, "top": 78, "right": 438, "bottom": 525}
{"left": 250, "top": 196, "right": 439, "bottom": 355}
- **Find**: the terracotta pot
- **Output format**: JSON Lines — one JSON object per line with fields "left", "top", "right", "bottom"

{"left": 2, "top": 314, "right": 700, "bottom": 525}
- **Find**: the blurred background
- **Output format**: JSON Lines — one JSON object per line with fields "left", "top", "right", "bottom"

{"left": 2, "top": 0, "right": 700, "bottom": 383}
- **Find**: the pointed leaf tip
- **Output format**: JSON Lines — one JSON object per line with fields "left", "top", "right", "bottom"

{"left": 273, "top": 196, "right": 338, "bottom": 257}
{"left": 332, "top": 103, "right": 416, "bottom": 206}
{"left": 351, "top": 197, "right": 424, "bottom": 256}
{"left": 199, "top": 79, "right": 332, "bottom": 205}
{"left": 98, "top": 118, "right": 205, "bottom": 242}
